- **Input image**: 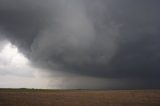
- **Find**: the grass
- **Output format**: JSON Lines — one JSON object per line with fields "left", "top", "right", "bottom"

{"left": 0, "top": 89, "right": 160, "bottom": 106}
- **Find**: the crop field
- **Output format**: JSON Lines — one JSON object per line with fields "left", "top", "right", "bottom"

{"left": 0, "top": 89, "right": 160, "bottom": 106}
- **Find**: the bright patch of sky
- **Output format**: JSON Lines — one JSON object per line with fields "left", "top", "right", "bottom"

{"left": 0, "top": 41, "right": 50, "bottom": 88}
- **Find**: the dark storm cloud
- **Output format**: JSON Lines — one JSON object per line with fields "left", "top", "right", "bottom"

{"left": 0, "top": 0, "right": 160, "bottom": 88}
{"left": 106, "top": 0, "right": 160, "bottom": 88}
{"left": 0, "top": 0, "right": 52, "bottom": 55}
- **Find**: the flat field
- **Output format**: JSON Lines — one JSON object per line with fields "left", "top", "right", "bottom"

{"left": 0, "top": 89, "right": 160, "bottom": 106}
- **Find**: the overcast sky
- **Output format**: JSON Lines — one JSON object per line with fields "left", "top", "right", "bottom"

{"left": 0, "top": 0, "right": 160, "bottom": 89}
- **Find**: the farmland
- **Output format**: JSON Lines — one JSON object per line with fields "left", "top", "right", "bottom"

{"left": 0, "top": 89, "right": 160, "bottom": 106}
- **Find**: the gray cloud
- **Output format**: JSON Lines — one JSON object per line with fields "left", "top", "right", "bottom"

{"left": 0, "top": 0, "right": 160, "bottom": 89}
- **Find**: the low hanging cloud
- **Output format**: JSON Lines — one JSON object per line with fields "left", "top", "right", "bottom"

{"left": 0, "top": 0, "right": 160, "bottom": 89}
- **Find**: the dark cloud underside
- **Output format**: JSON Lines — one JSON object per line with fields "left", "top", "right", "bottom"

{"left": 0, "top": 0, "right": 160, "bottom": 89}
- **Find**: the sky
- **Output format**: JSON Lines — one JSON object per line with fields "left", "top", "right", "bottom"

{"left": 0, "top": 0, "right": 160, "bottom": 89}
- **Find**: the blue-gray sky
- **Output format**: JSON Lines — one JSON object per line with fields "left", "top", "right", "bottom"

{"left": 0, "top": 0, "right": 160, "bottom": 89}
